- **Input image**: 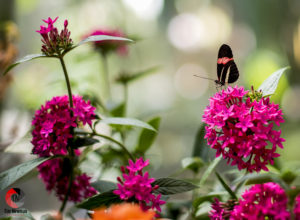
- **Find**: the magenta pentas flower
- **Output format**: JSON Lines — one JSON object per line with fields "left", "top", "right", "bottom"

{"left": 85, "top": 29, "right": 128, "bottom": 56}
{"left": 113, "top": 157, "right": 165, "bottom": 213}
{"left": 202, "top": 86, "right": 285, "bottom": 172}
{"left": 31, "top": 95, "right": 96, "bottom": 157}
{"left": 209, "top": 198, "right": 237, "bottom": 220}
{"left": 36, "top": 17, "right": 73, "bottom": 56}
{"left": 209, "top": 198, "right": 227, "bottom": 220}
{"left": 294, "top": 194, "right": 300, "bottom": 220}
{"left": 230, "top": 183, "right": 290, "bottom": 220}
{"left": 38, "top": 158, "right": 97, "bottom": 202}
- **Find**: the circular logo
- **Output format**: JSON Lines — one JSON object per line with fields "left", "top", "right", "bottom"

{"left": 5, "top": 188, "right": 25, "bottom": 208}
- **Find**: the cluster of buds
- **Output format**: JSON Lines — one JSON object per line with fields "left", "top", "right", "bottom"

{"left": 36, "top": 17, "right": 73, "bottom": 56}
{"left": 245, "top": 86, "right": 264, "bottom": 102}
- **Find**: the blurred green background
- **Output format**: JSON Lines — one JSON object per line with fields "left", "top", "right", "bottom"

{"left": 0, "top": 0, "right": 300, "bottom": 218}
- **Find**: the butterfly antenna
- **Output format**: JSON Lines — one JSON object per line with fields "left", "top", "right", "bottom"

{"left": 193, "top": 74, "right": 215, "bottom": 81}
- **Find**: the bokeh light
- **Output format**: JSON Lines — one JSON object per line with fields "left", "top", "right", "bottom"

{"left": 174, "top": 63, "right": 208, "bottom": 99}
{"left": 282, "top": 86, "right": 300, "bottom": 121}
{"left": 122, "top": 0, "right": 164, "bottom": 20}
{"left": 167, "top": 7, "right": 231, "bottom": 52}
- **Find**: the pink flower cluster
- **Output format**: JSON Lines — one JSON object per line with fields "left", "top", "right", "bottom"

{"left": 113, "top": 158, "right": 165, "bottom": 212}
{"left": 210, "top": 183, "right": 290, "bottom": 220}
{"left": 231, "top": 183, "right": 290, "bottom": 219}
{"left": 31, "top": 95, "right": 96, "bottom": 157}
{"left": 209, "top": 198, "right": 228, "bottom": 220}
{"left": 36, "top": 17, "right": 73, "bottom": 56}
{"left": 209, "top": 198, "right": 236, "bottom": 220}
{"left": 38, "top": 158, "right": 97, "bottom": 202}
{"left": 294, "top": 195, "right": 300, "bottom": 220}
{"left": 85, "top": 29, "right": 128, "bottom": 56}
{"left": 203, "top": 86, "right": 285, "bottom": 172}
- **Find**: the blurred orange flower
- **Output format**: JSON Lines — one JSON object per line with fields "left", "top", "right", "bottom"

{"left": 92, "top": 203, "right": 156, "bottom": 220}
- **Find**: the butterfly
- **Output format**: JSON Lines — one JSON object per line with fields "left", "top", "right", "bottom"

{"left": 194, "top": 44, "right": 239, "bottom": 87}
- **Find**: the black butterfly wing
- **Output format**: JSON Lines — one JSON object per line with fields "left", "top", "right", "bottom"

{"left": 227, "top": 61, "right": 239, "bottom": 84}
{"left": 216, "top": 44, "right": 239, "bottom": 85}
{"left": 218, "top": 61, "right": 239, "bottom": 85}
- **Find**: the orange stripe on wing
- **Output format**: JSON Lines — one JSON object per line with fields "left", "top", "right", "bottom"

{"left": 217, "top": 57, "right": 233, "bottom": 65}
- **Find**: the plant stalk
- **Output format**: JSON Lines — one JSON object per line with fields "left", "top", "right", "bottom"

{"left": 59, "top": 56, "right": 73, "bottom": 108}
{"left": 101, "top": 53, "right": 111, "bottom": 100}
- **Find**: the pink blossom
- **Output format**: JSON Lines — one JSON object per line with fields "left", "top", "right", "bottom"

{"left": 84, "top": 29, "right": 128, "bottom": 56}
{"left": 31, "top": 95, "right": 96, "bottom": 157}
{"left": 38, "top": 158, "right": 97, "bottom": 202}
{"left": 294, "top": 194, "right": 300, "bottom": 220}
{"left": 209, "top": 198, "right": 228, "bottom": 220}
{"left": 230, "top": 183, "right": 290, "bottom": 220}
{"left": 36, "top": 17, "right": 73, "bottom": 56}
{"left": 113, "top": 157, "right": 165, "bottom": 213}
{"left": 202, "top": 86, "right": 285, "bottom": 172}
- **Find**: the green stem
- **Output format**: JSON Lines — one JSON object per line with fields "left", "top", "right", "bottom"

{"left": 101, "top": 53, "right": 111, "bottom": 99}
{"left": 76, "top": 131, "right": 134, "bottom": 160}
{"left": 124, "top": 82, "right": 128, "bottom": 116}
{"left": 59, "top": 56, "right": 73, "bottom": 108}
{"left": 58, "top": 55, "right": 75, "bottom": 213}
{"left": 59, "top": 169, "right": 74, "bottom": 213}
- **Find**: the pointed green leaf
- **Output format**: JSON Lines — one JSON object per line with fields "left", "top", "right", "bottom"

{"left": 215, "top": 172, "right": 237, "bottom": 199}
{"left": 91, "top": 180, "right": 117, "bottom": 193}
{"left": 100, "top": 117, "right": 156, "bottom": 131}
{"left": 235, "top": 173, "right": 288, "bottom": 189}
{"left": 78, "top": 35, "right": 133, "bottom": 46}
{"left": 258, "top": 67, "right": 289, "bottom": 96}
{"left": 69, "top": 137, "right": 99, "bottom": 148}
{"left": 199, "top": 157, "right": 221, "bottom": 186}
{"left": 3, "top": 54, "right": 47, "bottom": 75}
{"left": 4, "top": 131, "right": 32, "bottom": 154}
{"left": 193, "top": 123, "right": 211, "bottom": 162}
{"left": 135, "top": 117, "right": 161, "bottom": 154}
{"left": 181, "top": 157, "right": 204, "bottom": 173}
{"left": 0, "top": 157, "right": 53, "bottom": 190}
{"left": 76, "top": 190, "right": 122, "bottom": 210}
{"left": 152, "top": 178, "right": 198, "bottom": 195}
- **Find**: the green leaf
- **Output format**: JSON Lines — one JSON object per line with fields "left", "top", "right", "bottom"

{"left": 152, "top": 178, "right": 198, "bottom": 195}
{"left": 280, "top": 169, "right": 297, "bottom": 185}
{"left": 110, "top": 102, "right": 125, "bottom": 117}
{"left": 3, "top": 54, "right": 47, "bottom": 75}
{"left": 4, "top": 131, "right": 32, "bottom": 154}
{"left": 193, "top": 124, "right": 210, "bottom": 162}
{"left": 193, "top": 192, "right": 227, "bottom": 208}
{"left": 215, "top": 172, "right": 237, "bottom": 199}
{"left": 199, "top": 157, "right": 221, "bottom": 186}
{"left": 100, "top": 117, "right": 156, "bottom": 131}
{"left": 258, "top": 67, "right": 289, "bottom": 97}
{"left": 181, "top": 157, "right": 204, "bottom": 173}
{"left": 235, "top": 173, "right": 288, "bottom": 189}
{"left": 78, "top": 35, "right": 133, "bottom": 46}
{"left": 0, "top": 157, "right": 53, "bottom": 190}
{"left": 76, "top": 190, "right": 122, "bottom": 210}
{"left": 91, "top": 180, "right": 117, "bottom": 193}
{"left": 115, "top": 66, "right": 160, "bottom": 84}
{"left": 69, "top": 137, "right": 99, "bottom": 148}
{"left": 135, "top": 117, "right": 161, "bottom": 154}
{"left": 286, "top": 186, "right": 300, "bottom": 206}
